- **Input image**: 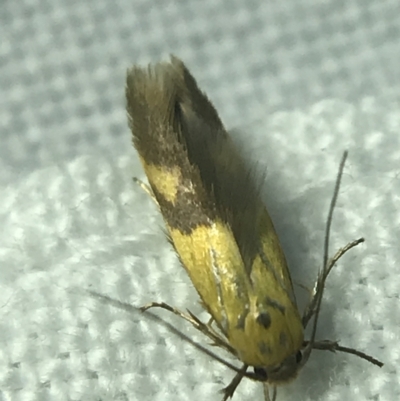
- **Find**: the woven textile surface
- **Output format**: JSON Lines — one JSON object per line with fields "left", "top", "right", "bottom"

{"left": 1, "top": 1, "right": 399, "bottom": 400}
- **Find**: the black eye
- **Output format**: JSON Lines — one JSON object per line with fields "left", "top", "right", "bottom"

{"left": 253, "top": 367, "right": 268, "bottom": 381}
{"left": 295, "top": 351, "right": 302, "bottom": 363}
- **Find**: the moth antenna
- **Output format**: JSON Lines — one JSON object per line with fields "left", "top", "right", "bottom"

{"left": 301, "top": 151, "right": 382, "bottom": 368}
{"left": 301, "top": 151, "right": 349, "bottom": 362}
{"left": 262, "top": 384, "right": 277, "bottom": 401}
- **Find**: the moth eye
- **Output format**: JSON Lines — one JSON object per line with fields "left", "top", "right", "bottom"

{"left": 253, "top": 367, "right": 268, "bottom": 381}
{"left": 295, "top": 351, "right": 302, "bottom": 364}
{"left": 256, "top": 312, "right": 272, "bottom": 329}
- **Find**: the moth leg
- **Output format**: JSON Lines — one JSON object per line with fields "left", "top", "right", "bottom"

{"left": 140, "top": 301, "right": 195, "bottom": 323}
{"left": 186, "top": 310, "right": 235, "bottom": 353}
{"left": 221, "top": 364, "right": 248, "bottom": 401}
{"left": 206, "top": 315, "right": 221, "bottom": 334}
{"left": 133, "top": 177, "right": 157, "bottom": 203}
{"left": 302, "top": 238, "right": 364, "bottom": 327}
{"left": 307, "top": 340, "right": 383, "bottom": 367}
{"left": 140, "top": 302, "right": 235, "bottom": 355}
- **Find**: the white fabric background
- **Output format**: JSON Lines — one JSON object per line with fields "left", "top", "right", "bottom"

{"left": 1, "top": 1, "right": 399, "bottom": 400}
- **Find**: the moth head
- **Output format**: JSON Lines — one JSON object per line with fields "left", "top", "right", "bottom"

{"left": 254, "top": 349, "right": 304, "bottom": 384}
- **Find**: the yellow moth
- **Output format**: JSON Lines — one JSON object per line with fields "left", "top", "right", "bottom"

{"left": 123, "top": 56, "right": 382, "bottom": 400}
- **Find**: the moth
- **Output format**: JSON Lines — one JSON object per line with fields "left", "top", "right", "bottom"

{"left": 124, "top": 56, "right": 383, "bottom": 400}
